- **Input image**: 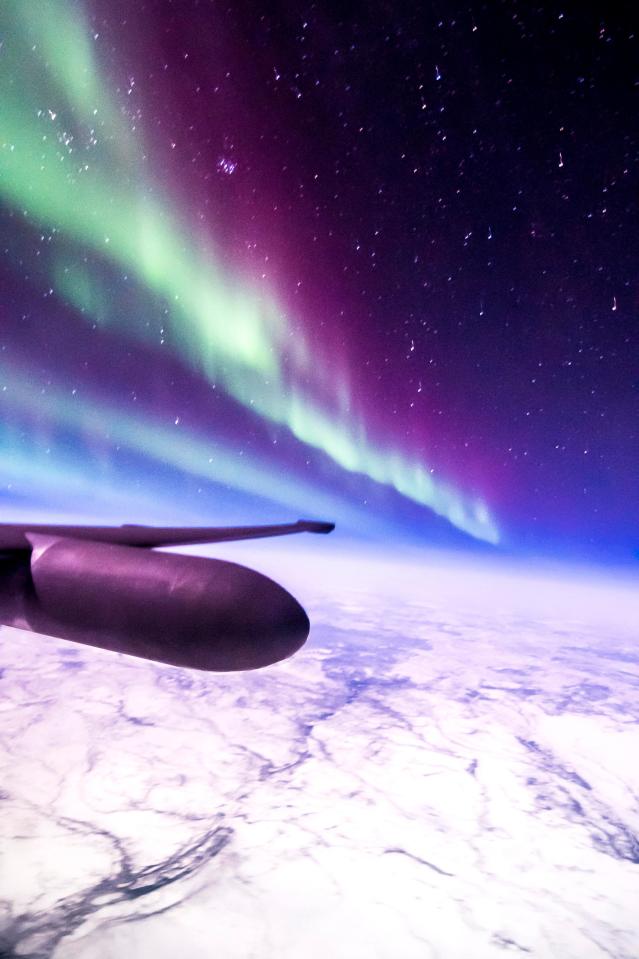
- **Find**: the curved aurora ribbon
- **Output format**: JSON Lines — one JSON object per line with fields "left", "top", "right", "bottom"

{"left": 0, "top": 0, "right": 499, "bottom": 545}
{"left": 0, "top": 360, "right": 393, "bottom": 537}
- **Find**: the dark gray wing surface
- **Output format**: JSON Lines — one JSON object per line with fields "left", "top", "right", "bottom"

{"left": 0, "top": 519, "right": 335, "bottom": 551}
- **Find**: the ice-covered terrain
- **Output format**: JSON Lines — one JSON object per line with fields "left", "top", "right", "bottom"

{"left": 1, "top": 542, "right": 638, "bottom": 959}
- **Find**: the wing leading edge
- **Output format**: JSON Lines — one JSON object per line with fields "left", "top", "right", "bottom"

{"left": 0, "top": 519, "right": 335, "bottom": 552}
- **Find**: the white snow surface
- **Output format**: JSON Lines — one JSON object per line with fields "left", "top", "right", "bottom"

{"left": 1, "top": 540, "right": 638, "bottom": 959}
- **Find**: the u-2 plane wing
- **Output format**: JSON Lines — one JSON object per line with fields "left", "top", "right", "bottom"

{"left": 0, "top": 519, "right": 335, "bottom": 672}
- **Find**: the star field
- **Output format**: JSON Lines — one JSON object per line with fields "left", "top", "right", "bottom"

{"left": 0, "top": 0, "right": 637, "bottom": 563}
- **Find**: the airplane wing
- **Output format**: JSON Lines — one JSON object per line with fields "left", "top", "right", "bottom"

{"left": 0, "top": 519, "right": 335, "bottom": 551}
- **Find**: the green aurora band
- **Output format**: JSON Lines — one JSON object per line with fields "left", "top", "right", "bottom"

{"left": 0, "top": 360, "right": 390, "bottom": 535}
{"left": 0, "top": 0, "right": 499, "bottom": 544}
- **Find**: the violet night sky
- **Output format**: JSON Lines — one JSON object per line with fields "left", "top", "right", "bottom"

{"left": 0, "top": 0, "right": 637, "bottom": 564}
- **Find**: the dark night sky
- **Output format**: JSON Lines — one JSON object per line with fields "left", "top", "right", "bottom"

{"left": 0, "top": 0, "right": 637, "bottom": 564}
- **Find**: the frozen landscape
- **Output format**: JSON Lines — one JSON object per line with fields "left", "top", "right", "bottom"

{"left": 1, "top": 541, "right": 638, "bottom": 959}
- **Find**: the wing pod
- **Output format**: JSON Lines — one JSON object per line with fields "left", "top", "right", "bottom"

{"left": 11, "top": 535, "right": 310, "bottom": 671}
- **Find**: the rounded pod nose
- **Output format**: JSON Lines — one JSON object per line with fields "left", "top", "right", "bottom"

{"left": 208, "top": 560, "right": 310, "bottom": 670}
{"left": 229, "top": 571, "right": 310, "bottom": 671}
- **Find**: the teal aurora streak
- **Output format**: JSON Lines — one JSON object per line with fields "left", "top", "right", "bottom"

{"left": 0, "top": 0, "right": 498, "bottom": 544}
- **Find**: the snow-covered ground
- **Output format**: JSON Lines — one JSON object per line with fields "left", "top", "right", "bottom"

{"left": 1, "top": 542, "right": 638, "bottom": 959}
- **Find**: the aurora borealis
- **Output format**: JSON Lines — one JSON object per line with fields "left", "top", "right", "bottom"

{"left": 0, "top": 0, "right": 637, "bottom": 562}
{"left": 0, "top": 0, "right": 500, "bottom": 545}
